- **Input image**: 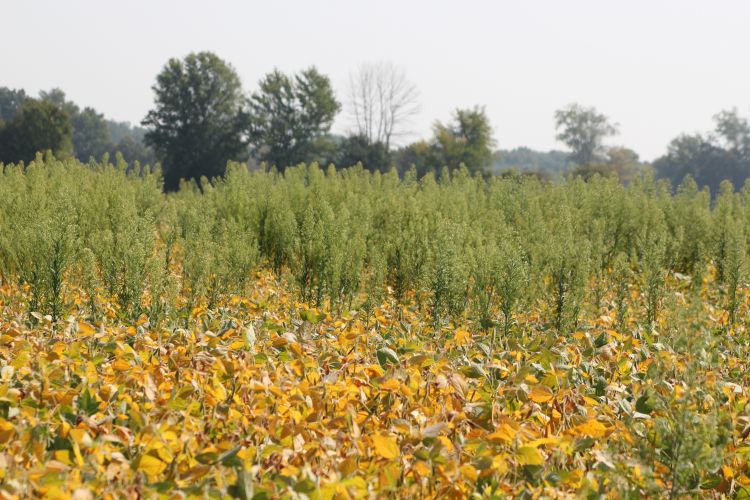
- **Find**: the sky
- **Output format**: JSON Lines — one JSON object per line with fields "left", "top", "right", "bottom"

{"left": 3, "top": 0, "right": 750, "bottom": 161}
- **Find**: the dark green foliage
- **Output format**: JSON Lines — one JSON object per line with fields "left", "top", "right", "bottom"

{"left": 142, "top": 51, "right": 250, "bottom": 191}
{"left": 107, "top": 120, "right": 147, "bottom": 144}
{"left": 0, "top": 99, "right": 73, "bottom": 163}
{"left": 334, "top": 134, "right": 392, "bottom": 173}
{"left": 655, "top": 109, "right": 750, "bottom": 195}
{"left": 248, "top": 67, "right": 340, "bottom": 170}
{"left": 394, "top": 140, "right": 435, "bottom": 178}
{"left": 70, "top": 107, "right": 113, "bottom": 161}
{"left": 112, "top": 134, "right": 156, "bottom": 166}
{"left": 0, "top": 87, "right": 27, "bottom": 122}
{"left": 395, "top": 107, "right": 496, "bottom": 177}
{"left": 655, "top": 135, "right": 735, "bottom": 196}
{"left": 39, "top": 89, "right": 114, "bottom": 161}
{"left": 431, "top": 106, "right": 496, "bottom": 175}
{"left": 106, "top": 121, "right": 155, "bottom": 165}
{"left": 0, "top": 86, "right": 154, "bottom": 166}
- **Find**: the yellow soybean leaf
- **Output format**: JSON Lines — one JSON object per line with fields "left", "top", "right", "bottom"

{"left": 454, "top": 328, "right": 472, "bottom": 346}
{"left": 372, "top": 434, "right": 400, "bottom": 459}
{"left": 569, "top": 418, "right": 608, "bottom": 438}
{"left": 437, "top": 436, "right": 454, "bottom": 451}
{"left": 487, "top": 423, "right": 516, "bottom": 443}
{"left": 78, "top": 322, "right": 96, "bottom": 337}
{"left": 582, "top": 396, "right": 600, "bottom": 407}
{"left": 492, "top": 455, "right": 508, "bottom": 474}
{"left": 722, "top": 465, "right": 735, "bottom": 480}
{"left": 412, "top": 461, "right": 431, "bottom": 477}
{"left": 460, "top": 464, "right": 478, "bottom": 481}
{"left": 72, "top": 441, "right": 85, "bottom": 466}
{"left": 228, "top": 340, "right": 245, "bottom": 350}
{"left": 0, "top": 418, "right": 14, "bottom": 443}
{"left": 112, "top": 359, "right": 130, "bottom": 372}
{"left": 69, "top": 429, "right": 92, "bottom": 448}
{"left": 517, "top": 446, "right": 543, "bottom": 466}
{"left": 529, "top": 385, "right": 554, "bottom": 403}
{"left": 526, "top": 436, "right": 561, "bottom": 448}
{"left": 54, "top": 450, "right": 72, "bottom": 465}
{"left": 380, "top": 379, "right": 401, "bottom": 391}
{"left": 138, "top": 454, "right": 167, "bottom": 477}
{"left": 378, "top": 462, "right": 401, "bottom": 490}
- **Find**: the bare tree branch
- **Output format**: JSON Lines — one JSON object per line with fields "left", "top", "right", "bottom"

{"left": 348, "top": 62, "right": 420, "bottom": 150}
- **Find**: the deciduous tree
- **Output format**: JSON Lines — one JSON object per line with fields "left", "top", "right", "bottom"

{"left": 554, "top": 103, "right": 618, "bottom": 167}
{"left": 0, "top": 87, "right": 27, "bottom": 122}
{"left": 432, "top": 106, "right": 495, "bottom": 175}
{"left": 0, "top": 98, "right": 72, "bottom": 163}
{"left": 248, "top": 67, "right": 340, "bottom": 170}
{"left": 348, "top": 62, "right": 420, "bottom": 151}
{"left": 142, "top": 52, "right": 250, "bottom": 190}
{"left": 40, "top": 88, "right": 116, "bottom": 162}
{"left": 335, "top": 134, "right": 392, "bottom": 172}
{"left": 655, "top": 109, "right": 750, "bottom": 195}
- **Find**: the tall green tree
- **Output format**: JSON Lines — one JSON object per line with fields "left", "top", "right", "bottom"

{"left": 248, "top": 67, "right": 340, "bottom": 170}
{"left": 431, "top": 106, "right": 495, "bottom": 174}
{"left": 40, "top": 88, "right": 114, "bottom": 161}
{"left": 395, "top": 139, "right": 435, "bottom": 177}
{"left": 571, "top": 146, "right": 645, "bottom": 183}
{"left": 39, "top": 88, "right": 77, "bottom": 115}
{"left": 107, "top": 120, "right": 147, "bottom": 144}
{"left": 395, "top": 107, "right": 495, "bottom": 177}
{"left": 655, "top": 109, "right": 750, "bottom": 194}
{"left": 106, "top": 120, "right": 155, "bottom": 165}
{"left": 713, "top": 108, "right": 750, "bottom": 159}
{"left": 554, "top": 103, "right": 618, "bottom": 167}
{"left": 71, "top": 107, "right": 114, "bottom": 161}
{"left": 0, "top": 98, "right": 72, "bottom": 163}
{"left": 142, "top": 52, "right": 250, "bottom": 191}
{"left": 113, "top": 135, "right": 156, "bottom": 166}
{"left": 0, "top": 87, "right": 27, "bottom": 122}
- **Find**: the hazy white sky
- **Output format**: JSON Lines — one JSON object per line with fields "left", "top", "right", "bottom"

{"left": 4, "top": 0, "right": 750, "bottom": 160}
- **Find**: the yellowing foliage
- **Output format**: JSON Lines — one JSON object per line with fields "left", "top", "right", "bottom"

{"left": 0, "top": 266, "right": 747, "bottom": 498}
{"left": 371, "top": 434, "right": 400, "bottom": 459}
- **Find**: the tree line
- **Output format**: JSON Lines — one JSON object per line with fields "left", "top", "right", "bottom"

{"left": 2, "top": 51, "right": 750, "bottom": 194}
{"left": 0, "top": 87, "right": 154, "bottom": 167}
{"left": 138, "top": 53, "right": 500, "bottom": 190}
